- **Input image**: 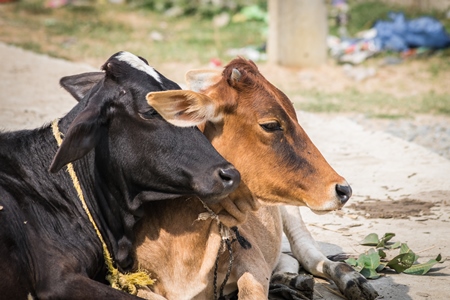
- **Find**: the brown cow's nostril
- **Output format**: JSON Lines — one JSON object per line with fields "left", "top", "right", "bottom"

{"left": 218, "top": 167, "right": 241, "bottom": 192}
{"left": 336, "top": 184, "right": 352, "bottom": 205}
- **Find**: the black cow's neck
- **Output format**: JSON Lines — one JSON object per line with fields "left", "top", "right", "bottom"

{"left": 57, "top": 106, "right": 139, "bottom": 272}
{"left": 89, "top": 165, "right": 139, "bottom": 272}
{"left": 0, "top": 124, "right": 107, "bottom": 277}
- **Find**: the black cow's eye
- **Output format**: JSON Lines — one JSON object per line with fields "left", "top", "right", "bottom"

{"left": 260, "top": 121, "right": 282, "bottom": 132}
{"left": 139, "top": 109, "right": 158, "bottom": 120}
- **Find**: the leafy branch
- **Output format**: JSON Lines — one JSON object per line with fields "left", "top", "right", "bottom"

{"left": 344, "top": 232, "right": 444, "bottom": 279}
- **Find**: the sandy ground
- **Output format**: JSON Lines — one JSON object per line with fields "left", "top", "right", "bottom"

{"left": 1, "top": 42, "right": 449, "bottom": 299}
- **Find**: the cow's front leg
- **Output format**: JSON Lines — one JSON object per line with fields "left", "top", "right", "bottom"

{"left": 230, "top": 236, "right": 273, "bottom": 300}
{"left": 236, "top": 272, "right": 267, "bottom": 300}
{"left": 272, "top": 253, "right": 315, "bottom": 299}
{"left": 137, "top": 287, "right": 168, "bottom": 300}
{"left": 280, "top": 205, "right": 379, "bottom": 300}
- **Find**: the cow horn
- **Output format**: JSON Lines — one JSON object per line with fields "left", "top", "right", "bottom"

{"left": 231, "top": 68, "right": 241, "bottom": 82}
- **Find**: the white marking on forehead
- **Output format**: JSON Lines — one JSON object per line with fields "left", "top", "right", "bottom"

{"left": 116, "top": 51, "right": 162, "bottom": 84}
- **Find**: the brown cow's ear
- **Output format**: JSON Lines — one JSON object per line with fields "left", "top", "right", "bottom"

{"left": 147, "top": 90, "right": 222, "bottom": 127}
{"left": 185, "top": 69, "right": 222, "bottom": 92}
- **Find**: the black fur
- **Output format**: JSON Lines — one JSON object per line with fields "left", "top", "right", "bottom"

{"left": 0, "top": 51, "right": 237, "bottom": 300}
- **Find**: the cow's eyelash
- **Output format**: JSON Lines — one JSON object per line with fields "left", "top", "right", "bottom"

{"left": 260, "top": 121, "right": 282, "bottom": 132}
{"left": 139, "top": 109, "right": 158, "bottom": 119}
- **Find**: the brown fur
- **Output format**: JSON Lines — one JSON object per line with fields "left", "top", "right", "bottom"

{"left": 135, "top": 58, "right": 349, "bottom": 299}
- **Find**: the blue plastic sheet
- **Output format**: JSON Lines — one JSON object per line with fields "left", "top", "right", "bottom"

{"left": 373, "top": 12, "right": 450, "bottom": 51}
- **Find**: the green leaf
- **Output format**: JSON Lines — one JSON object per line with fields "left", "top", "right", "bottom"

{"left": 356, "top": 248, "right": 381, "bottom": 279}
{"left": 345, "top": 257, "right": 358, "bottom": 266}
{"left": 378, "top": 249, "right": 387, "bottom": 259}
{"left": 353, "top": 264, "right": 364, "bottom": 272}
{"left": 403, "top": 254, "right": 444, "bottom": 275}
{"left": 399, "top": 243, "right": 419, "bottom": 262}
{"left": 382, "top": 232, "right": 396, "bottom": 243}
{"left": 400, "top": 243, "right": 411, "bottom": 254}
{"left": 376, "top": 262, "right": 387, "bottom": 272}
{"left": 345, "top": 257, "right": 364, "bottom": 272}
{"left": 377, "top": 232, "right": 396, "bottom": 248}
{"left": 386, "top": 241, "right": 401, "bottom": 249}
{"left": 360, "top": 233, "right": 380, "bottom": 246}
{"left": 387, "top": 252, "right": 416, "bottom": 273}
{"left": 358, "top": 249, "right": 381, "bottom": 269}
{"left": 361, "top": 267, "right": 380, "bottom": 279}
{"left": 354, "top": 232, "right": 444, "bottom": 278}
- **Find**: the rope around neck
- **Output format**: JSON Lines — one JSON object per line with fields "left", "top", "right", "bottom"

{"left": 197, "top": 200, "right": 235, "bottom": 300}
{"left": 51, "top": 119, "right": 154, "bottom": 295}
{"left": 213, "top": 225, "right": 234, "bottom": 300}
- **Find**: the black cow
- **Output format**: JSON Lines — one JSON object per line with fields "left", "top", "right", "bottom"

{"left": 0, "top": 51, "right": 240, "bottom": 300}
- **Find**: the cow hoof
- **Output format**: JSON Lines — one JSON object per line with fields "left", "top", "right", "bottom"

{"left": 332, "top": 263, "right": 379, "bottom": 300}
{"left": 342, "top": 275, "right": 379, "bottom": 300}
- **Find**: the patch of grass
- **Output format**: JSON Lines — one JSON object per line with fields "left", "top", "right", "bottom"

{"left": 369, "top": 114, "right": 409, "bottom": 120}
{"left": 346, "top": 1, "right": 394, "bottom": 34}
{"left": 343, "top": 1, "right": 450, "bottom": 36}
{"left": 15, "top": 0, "right": 52, "bottom": 14}
{"left": 426, "top": 53, "right": 450, "bottom": 77}
{"left": 14, "top": 41, "right": 42, "bottom": 54}
{"left": 292, "top": 89, "right": 450, "bottom": 117}
{"left": 0, "top": 1, "right": 266, "bottom": 66}
{"left": 421, "top": 92, "right": 450, "bottom": 114}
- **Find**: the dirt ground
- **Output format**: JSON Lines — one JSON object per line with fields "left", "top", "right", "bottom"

{"left": 1, "top": 42, "right": 449, "bottom": 299}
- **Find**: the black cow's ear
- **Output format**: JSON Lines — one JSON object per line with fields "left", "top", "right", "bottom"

{"left": 60, "top": 72, "right": 104, "bottom": 102}
{"left": 49, "top": 103, "right": 104, "bottom": 173}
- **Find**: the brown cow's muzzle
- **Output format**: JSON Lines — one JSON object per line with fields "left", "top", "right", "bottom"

{"left": 303, "top": 178, "right": 353, "bottom": 212}
{"left": 335, "top": 183, "right": 352, "bottom": 205}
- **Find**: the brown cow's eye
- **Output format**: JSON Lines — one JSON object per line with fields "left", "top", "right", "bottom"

{"left": 260, "top": 121, "right": 282, "bottom": 132}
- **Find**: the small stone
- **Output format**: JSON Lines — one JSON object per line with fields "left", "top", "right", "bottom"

{"left": 416, "top": 292, "right": 430, "bottom": 297}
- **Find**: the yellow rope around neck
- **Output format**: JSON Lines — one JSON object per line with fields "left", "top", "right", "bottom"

{"left": 51, "top": 119, "right": 154, "bottom": 295}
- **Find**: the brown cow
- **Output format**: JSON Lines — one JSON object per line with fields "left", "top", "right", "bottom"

{"left": 135, "top": 58, "right": 378, "bottom": 300}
